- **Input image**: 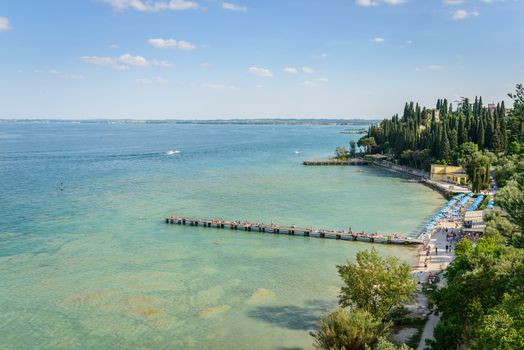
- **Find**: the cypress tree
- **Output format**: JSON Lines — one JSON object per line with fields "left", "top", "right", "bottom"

{"left": 500, "top": 115, "right": 508, "bottom": 152}
{"left": 458, "top": 116, "right": 465, "bottom": 144}
{"left": 478, "top": 96, "right": 483, "bottom": 115}
{"left": 440, "top": 126, "right": 451, "bottom": 161}
{"left": 486, "top": 115, "right": 494, "bottom": 149}
{"left": 478, "top": 119, "right": 485, "bottom": 149}
{"left": 449, "top": 129, "right": 458, "bottom": 151}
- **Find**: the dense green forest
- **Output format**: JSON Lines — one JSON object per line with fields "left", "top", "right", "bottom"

{"left": 354, "top": 84, "right": 524, "bottom": 192}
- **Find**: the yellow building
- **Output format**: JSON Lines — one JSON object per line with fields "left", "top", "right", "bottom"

{"left": 430, "top": 164, "right": 469, "bottom": 185}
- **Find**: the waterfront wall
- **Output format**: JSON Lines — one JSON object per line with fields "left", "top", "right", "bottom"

{"left": 372, "top": 160, "right": 429, "bottom": 179}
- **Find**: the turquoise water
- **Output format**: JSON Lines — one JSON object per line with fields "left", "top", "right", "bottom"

{"left": 0, "top": 123, "right": 444, "bottom": 349}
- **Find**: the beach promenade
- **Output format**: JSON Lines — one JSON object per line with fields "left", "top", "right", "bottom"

{"left": 413, "top": 222, "right": 457, "bottom": 350}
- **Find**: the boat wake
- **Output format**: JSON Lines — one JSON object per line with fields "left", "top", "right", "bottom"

{"left": 166, "top": 150, "right": 180, "bottom": 155}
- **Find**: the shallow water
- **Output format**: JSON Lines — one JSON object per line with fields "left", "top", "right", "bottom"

{"left": 0, "top": 122, "right": 444, "bottom": 349}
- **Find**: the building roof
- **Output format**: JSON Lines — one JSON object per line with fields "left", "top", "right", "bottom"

{"left": 464, "top": 210, "right": 484, "bottom": 223}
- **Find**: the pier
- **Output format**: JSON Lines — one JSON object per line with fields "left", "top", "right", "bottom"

{"left": 165, "top": 216, "right": 422, "bottom": 245}
{"left": 303, "top": 159, "right": 370, "bottom": 166}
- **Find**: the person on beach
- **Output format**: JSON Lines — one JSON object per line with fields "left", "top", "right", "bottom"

{"left": 435, "top": 246, "right": 438, "bottom": 255}
{"left": 445, "top": 244, "right": 448, "bottom": 253}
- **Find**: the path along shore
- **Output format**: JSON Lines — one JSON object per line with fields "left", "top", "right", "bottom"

{"left": 407, "top": 210, "right": 461, "bottom": 349}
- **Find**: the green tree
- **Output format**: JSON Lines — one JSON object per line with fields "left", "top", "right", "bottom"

{"left": 311, "top": 308, "right": 386, "bottom": 350}
{"left": 430, "top": 234, "right": 524, "bottom": 349}
{"left": 457, "top": 142, "right": 479, "bottom": 167}
{"left": 485, "top": 211, "right": 523, "bottom": 248}
{"left": 367, "top": 337, "right": 410, "bottom": 350}
{"left": 465, "top": 152, "right": 491, "bottom": 193}
{"left": 440, "top": 132, "right": 451, "bottom": 162}
{"left": 507, "top": 84, "right": 524, "bottom": 143}
{"left": 337, "top": 248, "right": 416, "bottom": 320}
{"left": 471, "top": 294, "right": 524, "bottom": 350}
{"left": 496, "top": 172, "right": 524, "bottom": 230}
{"left": 507, "top": 141, "right": 522, "bottom": 155}
{"left": 494, "top": 154, "right": 524, "bottom": 187}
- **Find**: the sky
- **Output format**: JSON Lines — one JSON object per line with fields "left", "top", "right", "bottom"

{"left": 0, "top": 0, "right": 523, "bottom": 119}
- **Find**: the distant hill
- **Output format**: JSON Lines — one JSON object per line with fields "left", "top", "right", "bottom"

{"left": 0, "top": 118, "right": 380, "bottom": 126}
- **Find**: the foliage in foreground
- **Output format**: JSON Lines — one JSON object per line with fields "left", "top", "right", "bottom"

{"left": 311, "top": 308, "right": 386, "bottom": 350}
{"left": 337, "top": 248, "right": 416, "bottom": 320}
{"left": 429, "top": 233, "right": 524, "bottom": 350}
{"left": 496, "top": 172, "right": 524, "bottom": 230}
{"left": 311, "top": 248, "right": 416, "bottom": 349}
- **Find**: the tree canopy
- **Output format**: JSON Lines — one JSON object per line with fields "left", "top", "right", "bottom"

{"left": 337, "top": 248, "right": 416, "bottom": 320}
{"left": 311, "top": 248, "right": 416, "bottom": 349}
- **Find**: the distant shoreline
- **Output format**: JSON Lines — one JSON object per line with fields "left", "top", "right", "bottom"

{"left": 0, "top": 118, "right": 379, "bottom": 126}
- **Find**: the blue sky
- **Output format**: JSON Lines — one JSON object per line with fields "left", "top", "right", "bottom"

{"left": 0, "top": 0, "right": 523, "bottom": 119}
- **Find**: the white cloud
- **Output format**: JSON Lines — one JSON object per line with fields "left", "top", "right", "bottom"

{"left": 104, "top": 0, "right": 198, "bottom": 12}
{"left": 0, "top": 16, "right": 11, "bottom": 31}
{"left": 452, "top": 9, "right": 479, "bottom": 20}
{"left": 303, "top": 78, "right": 328, "bottom": 88}
{"left": 137, "top": 76, "right": 168, "bottom": 84}
{"left": 119, "top": 53, "right": 148, "bottom": 66}
{"left": 283, "top": 67, "right": 298, "bottom": 74}
{"left": 302, "top": 67, "right": 315, "bottom": 74}
{"left": 356, "top": 0, "right": 379, "bottom": 6}
{"left": 222, "top": 2, "right": 247, "bottom": 12}
{"left": 177, "top": 41, "right": 196, "bottom": 50}
{"left": 356, "top": 0, "right": 406, "bottom": 6}
{"left": 373, "top": 37, "right": 385, "bottom": 43}
{"left": 80, "top": 54, "right": 172, "bottom": 70}
{"left": 443, "top": 0, "right": 465, "bottom": 5}
{"left": 148, "top": 38, "right": 196, "bottom": 50}
{"left": 248, "top": 67, "right": 273, "bottom": 78}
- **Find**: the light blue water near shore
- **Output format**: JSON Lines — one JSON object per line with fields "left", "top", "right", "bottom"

{"left": 0, "top": 123, "right": 445, "bottom": 349}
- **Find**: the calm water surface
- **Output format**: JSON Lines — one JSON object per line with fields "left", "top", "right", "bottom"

{"left": 0, "top": 123, "right": 444, "bottom": 349}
